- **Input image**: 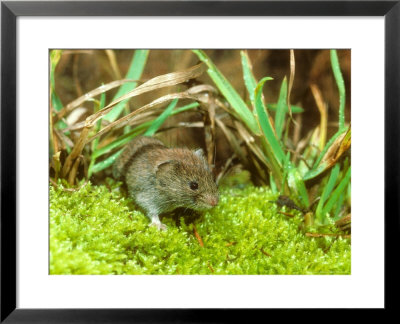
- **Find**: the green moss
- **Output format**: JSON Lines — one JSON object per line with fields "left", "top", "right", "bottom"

{"left": 50, "top": 181, "right": 351, "bottom": 275}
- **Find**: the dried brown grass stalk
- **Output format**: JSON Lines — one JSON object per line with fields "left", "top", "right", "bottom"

{"left": 288, "top": 49, "right": 295, "bottom": 119}
{"left": 85, "top": 63, "right": 206, "bottom": 126}
{"left": 230, "top": 120, "right": 270, "bottom": 185}
{"left": 320, "top": 126, "right": 351, "bottom": 168}
{"left": 61, "top": 124, "right": 91, "bottom": 177}
{"left": 60, "top": 63, "right": 206, "bottom": 180}
{"left": 215, "top": 117, "right": 247, "bottom": 164}
{"left": 215, "top": 154, "right": 236, "bottom": 185}
{"left": 86, "top": 91, "right": 202, "bottom": 144}
{"left": 203, "top": 98, "right": 217, "bottom": 167}
{"left": 310, "top": 83, "right": 327, "bottom": 150}
{"left": 49, "top": 97, "right": 59, "bottom": 153}
{"left": 105, "top": 50, "right": 122, "bottom": 80}
{"left": 292, "top": 108, "right": 302, "bottom": 146}
{"left": 159, "top": 121, "right": 204, "bottom": 132}
{"left": 62, "top": 50, "right": 94, "bottom": 55}
{"left": 55, "top": 79, "right": 135, "bottom": 122}
{"left": 68, "top": 155, "right": 83, "bottom": 185}
{"left": 234, "top": 121, "right": 270, "bottom": 170}
{"left": 55, "top": 128, "right": 74, "bottom": 149}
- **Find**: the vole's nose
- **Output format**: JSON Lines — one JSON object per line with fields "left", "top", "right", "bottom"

{"left": 209, "top": 196, "right": 219, "bottom": 206}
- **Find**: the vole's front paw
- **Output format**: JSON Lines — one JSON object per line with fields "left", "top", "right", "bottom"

{"left": 149, "top": 221, "right": 167, "bottom": 231}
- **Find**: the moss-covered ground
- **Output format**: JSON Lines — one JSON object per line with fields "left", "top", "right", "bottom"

{"left": 50, "top": 180, "right": 351, "bottom": 275}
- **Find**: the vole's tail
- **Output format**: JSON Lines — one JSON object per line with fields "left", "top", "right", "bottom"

{"left": 112, "top": 136, "right": 165, "bottom": 179}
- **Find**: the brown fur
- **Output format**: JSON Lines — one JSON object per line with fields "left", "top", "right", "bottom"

{"left": 113, "top": 136, "right": 219, "bottom": 230}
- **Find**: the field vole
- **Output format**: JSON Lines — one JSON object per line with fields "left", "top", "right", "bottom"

{"left": 113, "top": 136, "right": 219, "bottom": 230}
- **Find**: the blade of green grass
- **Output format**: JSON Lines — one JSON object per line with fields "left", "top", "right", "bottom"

{"left": 144, "top": 99, "right": 178, "bottom": 136}
{"left": 269, "top": 172, "right": 278, "bottom": 194}
{"left": 104, "top": 50, "right": 149, "bottom": 122}
{"left": 322, "top": 166, "right": 351, "bottom": 217}
{"left": 50, "top": 50, "right": 68, "bottom": 131}
{"left": 304, "top": 51, "right": 348, "bottom": 181}
{"left": 303, "top": 128, "right": 347, "bottom": 180}
{"left": 192, "top": 50, "right": 259, "bottom": 134}
{"left": 275, "top": 77, "right": 288, "bottom": 139}
{"left": 346, "top": 181, "right": 351, "bottom": 205}
{"left": 333, "top": 191, "right": 345, "bottom": 220}
{"left": 253, "top": 77, "right": 286, "bottom": 187}
{"left": 52, "top": 94, "right": 69, "bottom": 143}
{"left": 240, "top": 50, "right": 258, "bottom": 107}
{"left": 51, "top": 93, "right": 64, "bottom": 114}
{"left": 254, "top": 77, "right": 285, "bottom": 164}
{"left": 50, "top": 50, "right": 62, "bottom": 91}
{"left": 90, "top": 149, "right": 124, "bottom": 174}
{"left": 287, "top": 166, "right": 310, "bottom": 208}
{"left": 49, "top": 51, "right": 64, "bottom": 157}
{"left": 280, "top": 152, "right": 291, "bottom": 195}
{"left": 171, "top": 102, "right": 200, "bottom": 114}
{"left": 330, "top": 50, "right": 346, "bottom": 131}
{"left": 267, "top": 104, "right": 303, "bottom": 113}
{"left": 315, "top": 163, "right": 340, "bottom": 223}
{"left": 92, "top": 126, "right": 145, "bottom": 160}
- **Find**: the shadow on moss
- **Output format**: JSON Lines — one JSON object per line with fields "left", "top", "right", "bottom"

{"left": 50, "top": 180, "right": 351, "bottom": 275}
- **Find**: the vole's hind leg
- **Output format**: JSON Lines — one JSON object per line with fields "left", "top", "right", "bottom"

{"left": 149, "top": 213, "right": 167, "bottom": 231}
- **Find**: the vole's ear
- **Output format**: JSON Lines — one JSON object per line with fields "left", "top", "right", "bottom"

{"left": 194, "top": 148, "right": 212, "bottom": 171}
{"left": 156, "top": 160, "right": 179, "bottom": 176}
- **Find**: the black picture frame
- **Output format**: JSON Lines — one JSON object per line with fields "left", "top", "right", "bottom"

{"left": 1, "top": 0, "right": 399, "bottom": 322}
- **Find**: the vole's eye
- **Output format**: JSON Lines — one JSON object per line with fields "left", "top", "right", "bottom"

{"left": 189, "top": 181, "right": 199, "bottom": 190}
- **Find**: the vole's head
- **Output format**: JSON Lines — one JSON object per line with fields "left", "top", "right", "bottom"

{"left": 156, "top": 148, "right": 219, "bottom": 211}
